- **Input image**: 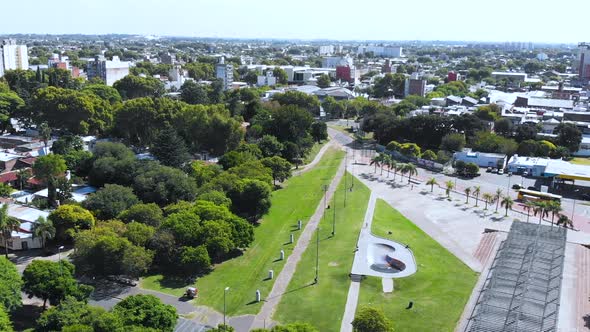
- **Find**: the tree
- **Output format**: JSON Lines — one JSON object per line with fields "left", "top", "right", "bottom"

{"left": 113, "top": 295, "right": 178, "bottom": 332}
{"left": 473, "top": 186, "right": 481, "bottom": 206}
{"left": 33, "top": 154, "right": 67, "bottom": 207}
{"left": 401, "top": 163, "right": 418, "bottom": 184}
{"left": 261, "top": 157, "right": 293, "bottom": 186}
{"left": 445, "top": 180, "right": 454, "bottom": 197}
{"left": 310, "top": 121, "right": 328, "bottom": 143}
{"left": 133, "top": 165, "right": 198, "bottom": 206}
{"left": 258, "top": 135, "right": 284, "bottom": 158}
{"left": 555, "top": 123, "right": 582, "bottom": 153}
{"left": 400, "top": 143, "right": 421, "bottom": 158}
{"left": 370, "top": 155, "right": 382, "bottom": 173}
{"left": 32, "top": 216, "right": 55, "bottom": 251}
{"left": 500, "top": 196, "right": 514, "bottom": 217}
{"left": 426, "top": 177, "right": 438, "bottom": 192}
{"left": 316, "top": 74, "right": 331, "bottom": 88}
{"left": 179, "top": 245, "right": 211, "bottom": 276}
{"left": 82, "top": 83, "right": 122, "bottom": 105}
{"left": 372, "top": 73, "right": 406, "bottom": 98}
{"left": 556, "top": 214, "right": 573, "bottom": 228}
{"left": 83, "top": 184, "right": 139, "bottom": 220}
{"left": 482, "top": 193, "right": 494, "bottom": 210}
{"left": 48, "top": 205, "right": 95, "bottom": 242}
{"left": 118, "top": 203, "right": 163, "bottom": 227}
{"left": 0, "top": 205, "right": 20, "bottom": 259}
{"left": 272, "top": 91, "right": 320, "bottom": 115}
{"left": 494, "top": 189, "right": 503, "bottom": 212}
{"left": 533, "top": 201, "right": 550, "bottom": 224}
{"left": 0, "top": 257, "right": 22, "bottom": 312}
{"left": 351, "top": 306, "right": 393, "bottom": 332}
{"left": 124, "top": 222, "right": 156, "bottom": 247}
{"left": 112, "top": 97, "right": 160, "bottom": 146}
{"left": 229, "top": 179, "right": 272, "bottom": 222}
{"left": 22, "top": 260, "right": 93, "bottom": 309}
{"left": 0, "top": 305, "right": 12, "bottom": 332}
{"left": 38, "top": 122, "right": 52, "bottom": 148}
{"left": 272, "top": 67, "right": 288, "bottom": 85}
{"left": 494, "top": 118, "right": 513, "bottom": 137}
{"left": 151, "top": 127, "right": 191, "bottom": 168}
{"left": 180, "top": 80, "right": 209, "bottom": 105}
{"left": 0, "top": 89, "right": 24, "bottom": 134}
{"left": 546, "top": 201, "right": 562, "bottom": 226}
{"left": 113, "top": 75, "right": 164, "bottom": 100}
{"left": 464, "top": 162, "right": 479, "bottom": 178}
{"left": 36, "top": 297, "right": 118, "bottom": 332}
{"left": 30, "top": 87, "right": 113, "bottom": 134}
{"left": 421, "top": 149, "right": 436, "bottom": 161}
{"left": 52, "top": 135, "right": 84, "bottom": 155}
{"left": 464, "top": 187, "right": 471, "bottom": 204}
{"left": 524, "top": 201, "right": 535, "bottom": 223}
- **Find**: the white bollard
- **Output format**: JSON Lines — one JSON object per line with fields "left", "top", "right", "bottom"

{"left": 269, "top": 270, "right": 274, "bottom": 279}
{"left": 256, "top": 289, "right": 261, "bottom": 302}
{"left": 280, "top": 250, "right": 285, "bottom": 260}
{"left": 297, "top": 220, "right": 302, "bottom": 230}
{"left": 290, "top": 233, "right": 294, "bottom": 243}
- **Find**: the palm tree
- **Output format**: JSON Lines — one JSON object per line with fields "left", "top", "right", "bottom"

{"left": 0, "top": 204, "right": 21, "bottom": 258}
{"left": 482, "top": 193, "right": 494, "bottom": 210}
{"left": 426, "top": 177, "right": 438, "bottom": 192}
{"left": 500, "top": 196, "right": 514, "bottom": 217}
{"left": 494, "top": 189, "right": 503, "bottom": 213}
{"left": 473, "top": 186, "right": 481, "bottom": 207}
{"left": 445, "top": 180, "right": 454, "bottom": 198}
{"left": 533, "top": 201, "right": 550, "bottom": 224}
{"left": 546, "top": 201, "right": 562, "bottom": 226}
{"left": 556, "top": 214, "right": 573, "bottom": 229}
{"left": 523, "top": 201, "right": 535, "bottom": 223}
{"left": 383, "top": 155, "right": 393, "bottom": 178}
{"left": 32, "top": 216, "right": 55, "bottom": 252}
{"left": 464, "top": 187, "right": 471, "bottom": 204}
{"left": 403, "top": 163, "right": 418, "bottom": 184}
{"left": 391, "top": 161, "right": 399, "bottom": 181}
{"left": 370, "top": 154, "right": 382, "bottom": 174}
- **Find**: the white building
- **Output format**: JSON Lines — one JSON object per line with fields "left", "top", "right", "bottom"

{"left": 215, "top": 57, "right": 234, "bottom": 90}
{"left": 0, "top": 39, "right": 29, "bottom": 77}
{"left": 574, "top": 42, "right": 590, "bottom": 82}
{"left": 86, "top": 55, "right": 130, "bottom": 86}
{"left": 319, "top": 45, "right": 335, "bottom": 56}
{"left": 322, "top": 56, "right": 353, "bottom": 69}
{"left": 257, "top": 71, "right": 277, "bottom": 87}
{"left": 357, "top": 46, "right": 402, "bottom": 58}
{"left": 1, "top": 204, "right": 49, "bottom": 251}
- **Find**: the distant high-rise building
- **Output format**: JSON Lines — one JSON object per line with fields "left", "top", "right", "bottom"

{"left": 322, "top": 55, "right": 353, "bottom": 68}
{"left": 319, "top": 45, "right": 335, "bottom": 56}
{"left": 215, "top": 57, "right": 233, "bottom": 90}
{"left": 448, "top": 71, "right": 459, "bottom": 82}
{"left": 0, "top": 39, "right": 29, "bottom": 77}
{"left": 575, "top": 43, "right": 590, "bottom": 83}
{"left": 86, "top": 55, "right": 130, "bottom": 86}
{"left": 160, "top": 53, "right": 176, "bottom": 65}
{"left": 336, "top": 66, "right": 352, "bottom": 83}
{"left": 357, "top": 46, "right": 402, "bottom": 58}
{"left": 408, "top": 79, "right": 426, "bottom": 97}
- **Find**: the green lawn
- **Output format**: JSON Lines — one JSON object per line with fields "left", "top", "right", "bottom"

{"left": 141, "top": 148, "right": 345, "bottom": 316}
{"left": 273, "top": 172, "right": 370, "bottom": 331}
{"left": 570, "top": 157, "right": 590, "bottom": 166}
{"left": 303, "top": 140, "right": 327, "bottom": 165}
{"left": 357, "top": 199, "right": 478, "bottom": 332}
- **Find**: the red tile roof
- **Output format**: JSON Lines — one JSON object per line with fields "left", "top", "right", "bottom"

{"left": 0, "top": 172, "right": 17, "bottom": 183}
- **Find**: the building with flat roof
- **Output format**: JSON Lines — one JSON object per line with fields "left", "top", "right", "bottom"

{"left": 0, "top": 39, "right": 28, "bottom": 77}
{"left": 454, "top": 149, "right": 507, "bottom": 168}
{"left": 86, "top": 55, "right": 130, "bottom": 86}
{"left": 215, "top": 57, "right": 234, "bottom": 90}
{"left": 357, "top": 46, "right": 402, "bottom": 58}
{"left": 574, "top": 42, "right": 590, "bottom": 83}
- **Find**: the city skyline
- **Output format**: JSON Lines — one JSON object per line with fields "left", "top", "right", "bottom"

{"left": 0, "top": 0, "right": 588, "bottom": 44}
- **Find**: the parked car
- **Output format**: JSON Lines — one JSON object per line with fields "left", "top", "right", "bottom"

{"left": 581, "top": 193, "right": 590, "bottom": 200}
{"left": 522, "top": 171, "right": 529, "bottom": 177}
{"left": 486, "top": 167, "right": 492, "bottom": 173}
{"left": 512, "top": 184, "right": 523, "bottom": 190}
{"left": 498, "top": 169, "right": 504, "bottom": 175}
{"left": 527, "top": 186, "right": 539, "bottom": 191}
{"left": 491, "top": 168, "right": 498, "bottom": 173}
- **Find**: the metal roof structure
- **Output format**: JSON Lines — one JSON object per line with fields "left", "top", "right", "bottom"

{"left": 465, "top": 222, "right": 566, "bottom": 332}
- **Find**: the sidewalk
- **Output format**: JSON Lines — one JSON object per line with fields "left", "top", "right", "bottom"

{"left": 248, "top": 151, "right": 347, "bottom": 330}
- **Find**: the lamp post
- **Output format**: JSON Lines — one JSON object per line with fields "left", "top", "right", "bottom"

{"left": 322, "top": 185, "right": 328, "bottom": 209}
{"left": 57, "top": 245, "right": 64, "bottom": 276}
{"left": 315, "top": 228, "right": 320, "bottom": 284}
{"left": 344, "top": 149, "right": 348, "bottom": 208}
{"left": 223, "top": 287, "right": 230, "bottom": 327}
{"left": 332, "top": 193, "right": 336, "bottom": 236}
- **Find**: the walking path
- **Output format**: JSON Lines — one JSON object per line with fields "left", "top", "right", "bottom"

{"left": 248, "top": 151, "right": 347, "bottom": 330}
{"left": 340, "top": 192, "right": 377, "bottom": 332}
{"left": 293, "top": 140, "right": 334, "bottom": 176}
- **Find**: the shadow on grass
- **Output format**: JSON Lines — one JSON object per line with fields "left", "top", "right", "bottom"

{"left": 265, "top": 282, "right": 315, "bottom": 301}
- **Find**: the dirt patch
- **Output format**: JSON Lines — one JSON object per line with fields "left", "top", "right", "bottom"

{"left": 328, "top": 261, "right": 339, "bottom": 267}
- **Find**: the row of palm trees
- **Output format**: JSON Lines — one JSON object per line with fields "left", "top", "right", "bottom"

{"left": 425, "top": 177, "right": 573, "bottom": 228}
{"left": 370, "top": 153, "right": 418, "bottom": 184}
{"left": 0, "top": 204, "right": 56, "bottom": 258}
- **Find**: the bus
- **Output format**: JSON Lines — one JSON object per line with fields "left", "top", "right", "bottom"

{"left": 517, "top": 189, "right": 562, "bottom": 203}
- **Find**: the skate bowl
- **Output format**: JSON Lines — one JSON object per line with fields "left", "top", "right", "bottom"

{"left": 367, "top": 243, "right": 407, "bottom": 273}
{"left": 352, "top": 233, "right": 417, "bottom": 278}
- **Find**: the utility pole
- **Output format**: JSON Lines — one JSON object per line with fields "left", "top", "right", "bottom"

{"left": 332, "top": 193, "right": 336, "bottom": 236}
{"left": 323, "top": 184, "right": 328, "bottom": 209}
{"left": 314, "top": 228, "right": 320, "bottom": 284}
{"left": 344, "top": 149, "right": 348, "bottom": 207}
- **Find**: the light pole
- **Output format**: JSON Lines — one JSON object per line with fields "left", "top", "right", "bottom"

{"left": 57, "top": 245, "right": 64, "bottom": 276}
{"left": 344, "top": 149, "right": 348, "bottom": 208}
{"left": 223, "top": 287, "right": 230, "bottom": 327}
{"left": 314, "top": 228, "right": 320, "bottom": 284}
{"left": 322, "top": 185, "right": 328, "bottom": 209}
{"left": 332, "top": 193, "right": 336, "bottom": 236}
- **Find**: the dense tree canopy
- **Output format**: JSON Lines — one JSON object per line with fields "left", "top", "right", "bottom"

{"left": 0, "top": 257, "right": 22, "bottom": 312}
{"left": 113, "top": 295, "right": 177, "bottom": 332}
{"left": 113, "top": 75, "right": 164, "bottom": 100}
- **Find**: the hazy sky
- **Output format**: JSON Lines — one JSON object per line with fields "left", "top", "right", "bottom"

{"left": 0, "top": 0, "right": 587, "bottom": 43}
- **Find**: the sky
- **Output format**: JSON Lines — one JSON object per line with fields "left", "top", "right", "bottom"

{"left": 0, "top": 0, "right": 587, "bottom": 43}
